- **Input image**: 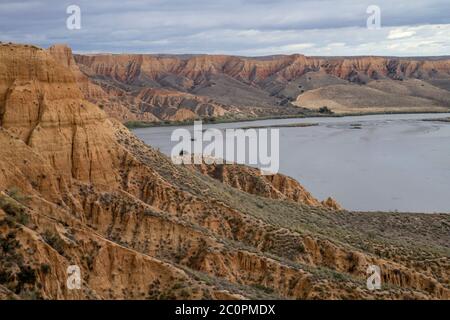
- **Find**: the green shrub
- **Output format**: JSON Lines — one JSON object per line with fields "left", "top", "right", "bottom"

{"left": 0, "top": 232, "right": 20, "bottom": 254}
{"left": 0, "top": 270, "right": 12, "bottom": 284}
{"left": 251, "top": 283, "right": 274, "bottom": 294}
{"left": 180, "top": 289, "right": 190, "bottom": 298}
{"left": 40, "top": 264, "right": 51, "bottom": 275}
{"left": 6, "top": 187, "right": 30, "bottom": 204}
{"left": 0, "top": 188, "right": 30, "bottom": 226}
{"left": 0, "top": 200, "right": 29, "bottom": 226}
{"left": 318, "top": 106, "right": 333, "bottom": 114}
{"left": 43, "top": 231, "right": 65, "bottom": 255}
{"left": 17, "top": 266, "right": 37, "bottom": 286}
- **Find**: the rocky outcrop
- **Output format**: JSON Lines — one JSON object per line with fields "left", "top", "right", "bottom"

{"left": 48, "top": 44, "right": 106, "bottom": 101}
{"left": 321, "top": 197, "right": 342, "bottom": 210}
{"left": 194, "top": 162, "right": 340, "bottom": 209}
{"left": 0, "top": 44, "right": 122, "bottom": 187}
{"left": 0, "top": 43, "right": 448, "bottom": 300}
{"left": 136, "top": 88, "right": 228, "bottom": 121}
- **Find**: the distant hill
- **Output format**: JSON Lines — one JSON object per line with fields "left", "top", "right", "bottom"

{"left": 72, "top": 50, "right": 450, "bottom": 123}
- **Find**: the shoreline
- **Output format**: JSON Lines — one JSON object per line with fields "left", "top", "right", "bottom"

{"left": 126, "top": 109, "right": 450, "bottom": 129}
{"left": 423, "top": 117, "right": 450, "bottom": 123}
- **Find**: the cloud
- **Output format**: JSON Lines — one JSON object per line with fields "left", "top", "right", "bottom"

{"left": 387, "top": 28, "right": 417, "bottom": 39}
{"left": 0, "top": 0, "right": 449, "bottom": 56}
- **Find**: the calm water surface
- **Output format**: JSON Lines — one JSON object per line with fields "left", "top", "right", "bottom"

{"left": 133, "top": 113, "right": 450, "bottom": 213}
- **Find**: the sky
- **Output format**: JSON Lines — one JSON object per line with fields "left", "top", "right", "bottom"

{"left": 0, "top": 0, "right": 449, "bottom": 56}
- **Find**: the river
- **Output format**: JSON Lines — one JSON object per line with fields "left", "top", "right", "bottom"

{"left": 133, "top": 113, "right": 450, "bottom": 213}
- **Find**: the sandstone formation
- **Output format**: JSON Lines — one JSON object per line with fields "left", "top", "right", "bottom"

{"left": 0, "top": 43, "right": 449, "bottom": 300}
{"left": 194, "top": 162, "right": 340, "bottom": 209}
{"left": 74, "top": 52, "right": 450, "bottom": 122}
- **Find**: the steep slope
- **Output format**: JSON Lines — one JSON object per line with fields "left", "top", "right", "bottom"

{"left": 135, "top": 88, "right": 229, "bottom": 121}
{"left": 74, "top": 53, "right": 450, "bottom": 122}
{"left": 0, "top": 43, "right": 448, "bottom": 300}
{"left": 194, "top": 162, "right": 341, "bottom": 209}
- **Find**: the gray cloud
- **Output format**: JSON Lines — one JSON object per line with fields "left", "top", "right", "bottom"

{"left": 0, "top": 0, "right": 449, "bottom": 56}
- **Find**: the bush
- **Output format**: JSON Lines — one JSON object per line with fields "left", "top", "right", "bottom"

{"left": 318, "top": 106, "right": 333, "bottom": 114}
{"left": 0, "top": 187, "right": 31, "bottom": 226}
{"left": 40, "top": 264, "right": 51, "bottom": 275}
{"left": 0, "top": 197, "right": 21, "bottom": 216}
{"left": 0, "top": 232, "right": 20, "bottom": 253}
{"left": 204, "top": 117, "right": 216, "bottom": 123}
{"left": 0, "top": 195, "right": 29, "bottom": 226}
{"left": 298, "top": 242, "right": 305, "bottom": 253}
{"left": 7, "top": 187, "right": 31, "bottom": 204}
{"left": 251, "top": 283, "right": 274, "bottom": 294}
{"left": 0, "top": 270, "right": 12, "bottom": 284}
{"left": 18, "top": 266, "right": 37, "bottom": 286}
{"left": 43, "top": 231, "right": 65, "bottom": 255}
{"left": 180, "top": 289, "right": 190, "bottom": 298}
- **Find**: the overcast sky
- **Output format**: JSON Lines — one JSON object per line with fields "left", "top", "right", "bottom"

{"left": 0, "top": 0, "right": 449, "bottom": 56}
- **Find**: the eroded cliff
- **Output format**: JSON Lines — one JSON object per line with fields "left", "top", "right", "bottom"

{"left": 74, "top": 52, "right": 450, "bottom": 121}
{"left": 0, "top": 43, "right": 448, "bottom": 300}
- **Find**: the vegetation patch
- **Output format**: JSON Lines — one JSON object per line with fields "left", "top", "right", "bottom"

{"left": 0, "top": 188, "right": 30, "bottom": 226}
{"left": 42, "top": 230, "right": 66, "bottom": 256}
